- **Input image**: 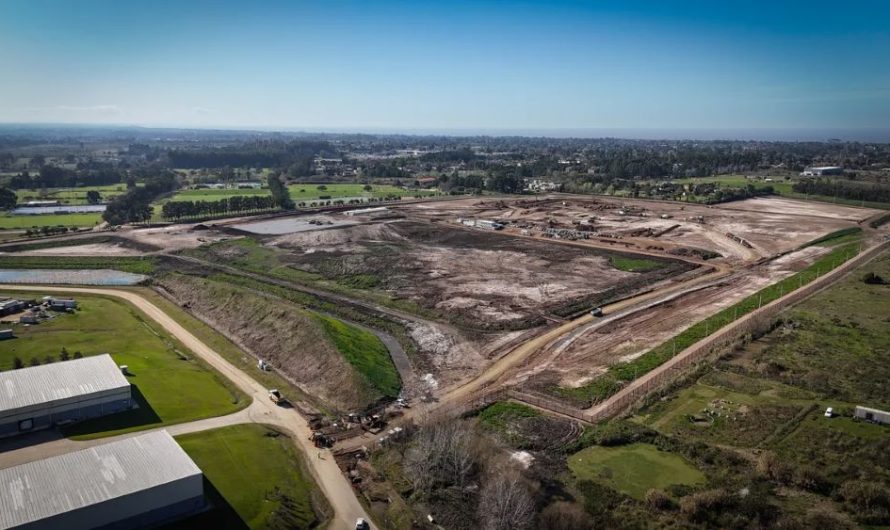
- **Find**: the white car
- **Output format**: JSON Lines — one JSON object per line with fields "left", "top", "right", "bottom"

{"left": 824, "top": 407, "right": 833, "bottom": 418}
{"left": 355, "top": 518, "right": 370, "bottom": 530}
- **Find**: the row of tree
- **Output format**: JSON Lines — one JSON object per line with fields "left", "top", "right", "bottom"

{"left": 267, "top": 172, "right": 295, "bottom": 209}
{"left": 793, "top": 178, "right": 890, "bottom": 203}
{"left": 161, "top": 195, "right": 277, "bottom": 220}
{"left": 102, "top": 172, "right": 177, "bottom": 225}
{"left": 8, "top": 165, "right": 125, "bottom": 189}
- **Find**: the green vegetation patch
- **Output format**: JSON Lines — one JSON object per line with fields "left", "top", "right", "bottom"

{"left": 0, "top": 293, "right": 247, "bottom": 438}
{"left": 609, "top": 255, "right": 664, "bottom": 272}
{"left": 801, "top": 227, "right": 862, "bottom": 248}
{"left": 568, "top": 443, "right": 706, "bottom": 500}
{"left": 313, "top": 313, "right": 400, "bottom": 397}
{"left": 0, "top": 255, "right": 155, "bottom": 275}
{"left": 176, "top": 424, "right": 321, "bottom": 530}
{"left": 478, "top": 401, "right": 540, "bottom": 431}
{"left": 0, "top": 212, "right": 103, "bottom": 229}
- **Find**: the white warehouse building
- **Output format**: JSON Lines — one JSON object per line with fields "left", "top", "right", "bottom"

{"left": 0, "top": 354, "right": 132, "bottom": 438}
{"left": 0, "top": 430, "right": 204, "bottom": 529}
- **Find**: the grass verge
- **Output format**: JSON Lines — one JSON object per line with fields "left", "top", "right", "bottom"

{"left": 313, "top": 313, "right": 400, "bottom": 397}
{"left": 175, "top": 424, "right": 324, "bottom": 530}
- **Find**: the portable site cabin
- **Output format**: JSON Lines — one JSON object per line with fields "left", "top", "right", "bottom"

{"left": 854, "top": 406, "right": 890, "bottom": 425}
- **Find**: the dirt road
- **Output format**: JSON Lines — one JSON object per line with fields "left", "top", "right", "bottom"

{"left": 0, "top": 284, "right": 369, "bottom": 530}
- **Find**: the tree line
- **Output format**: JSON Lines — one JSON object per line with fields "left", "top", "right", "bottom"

{"left": 8, "top": 165, "right": 125, "bottom": 189}
{"left": 161, "top": 195, "right": 277, "bottom": 220}
{"left": 102, "top": 171, "right": 177, "bottom": 225}
{"left": 166, "top": 140, "right": 331, "bottom": 169}
{"left": 793, "top": 178, "right": 890, "bottom": 204}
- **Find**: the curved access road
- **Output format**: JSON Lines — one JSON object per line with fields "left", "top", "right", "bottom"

{"left": 0, "top": 284, "right": 369, "bottom": 530}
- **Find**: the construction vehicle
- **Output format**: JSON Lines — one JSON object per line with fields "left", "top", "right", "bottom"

{"left": 268, "top": 389, "right": 288, "bottom": 406}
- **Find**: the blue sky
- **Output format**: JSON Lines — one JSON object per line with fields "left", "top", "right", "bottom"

{"left": 0, "top": 0, "right": 888, "bottom": 135}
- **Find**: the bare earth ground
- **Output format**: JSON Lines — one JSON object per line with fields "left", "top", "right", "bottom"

{"left": 7, "top": 242, "right": 144, "bottom": 256}
{"left": 272, "top": 220, "right": 689, "bottom": 329}
{"left": 394, "top": 195, "right": 877, "bottom": 265}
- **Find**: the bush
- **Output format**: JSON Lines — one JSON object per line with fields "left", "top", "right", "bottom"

{"left": 862, "top": 272, "right": 886, "bottom": 285}
{"left": 645, "top": 489, "right": 674, "bottom": 511}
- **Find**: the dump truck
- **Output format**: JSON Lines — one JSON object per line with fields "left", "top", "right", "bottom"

{"left": 268, "top": 389, "right": 288, "bottom": 406}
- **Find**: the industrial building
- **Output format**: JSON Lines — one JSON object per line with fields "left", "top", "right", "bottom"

{"left": 0, "top": 430, "right": 205, "bottom": 529}
{"left": 0, "top": 354, "right": 132, "bottom": 438}
{"left": 801, "top": 166, "right": 843, "bottom": 177}
{"left": 854, "top": 405, "right": 890, "bottom": 425}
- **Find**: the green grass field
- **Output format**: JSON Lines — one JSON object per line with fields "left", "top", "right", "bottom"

{"left": 15, "top": 184, "right": 128, "bottom": 205}
{"left": 0, "top": 255, "right": 155, "bottom": 275}
{"left": 568, "top": 443, "right": 706, "bottom": 499}
{"left": 175, "top": 425, "right": 321, "bottom": 530}
{"left": 671, "top": 175, "right": 890, "bottom": 210}
{"left": 165, "top": 183, "right": 435, "bottom": 204}
{"left": 0, "top": 292, "right": 247, "bottom": 438}
{"left": 0, "top": 212, "right": 103, "bottom": 229}
{"left": 609, "top": 255, "right": 664, "bottom": 272}
{"left": 289, "top": 183, "right": 433, "bottom": 200}
{"left": 313, "top": 313, "right": 400, "bottom": 397}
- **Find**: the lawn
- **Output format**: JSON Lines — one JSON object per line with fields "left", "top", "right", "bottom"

{"left": 0, "top": 212, "right": 103, "bottom": 229}
{"left": 313, "top": 313, "right": 400, "bottom": 397}
{"left": 0, "top": 292, "right": 248, "bottom": 438}
{"left": 568, "top": 443, "right": 706, "bottom": 499}
{"left": 609, "top": 255, "right": 664, "bottom": 272}
{"left": 175, "top": 424, "right": 322, "bottom": 530}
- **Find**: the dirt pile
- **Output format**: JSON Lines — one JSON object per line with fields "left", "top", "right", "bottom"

{"left": 157, "top": 273, "right": 381, "bottom": 411}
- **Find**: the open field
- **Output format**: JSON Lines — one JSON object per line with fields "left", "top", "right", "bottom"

{"left": 193, "top": 220, "right": 690, "bottom": 331}
{"left": 568, "top": 442, "right": 706, "bottom": 500}
{"left": 625, "top": 247, "right": 890, "bottom": 526}
{"left": 174, "top": 424, "right": 323, "bottom": 530}
{"left": 672, "top": 175, "right": 890, "bottom": 210}
{"left": 397, "top": 195, "right": 876, "bottom": 264}
{"left": 0, "top": 292, "right": 247, "bottom": 438}
{"left": 164, "top": 183, "right": 434, "bottom": 204}
{"left": 0, "top": 212, "right": 103, "bottom": 229}
{"left": 14, "top": 184, "right": 128, "bottom": 205}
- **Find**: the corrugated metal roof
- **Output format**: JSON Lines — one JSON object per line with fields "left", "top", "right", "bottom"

{"left": 0, "top": 354, "right": 130, "bottom": 414}
{"left": 0, "top": 430, "right": 201, "bottom": 528}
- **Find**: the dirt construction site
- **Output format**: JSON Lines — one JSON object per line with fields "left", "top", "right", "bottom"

{"left": 0, "top": 194, "right": 885, "bottom": 414}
